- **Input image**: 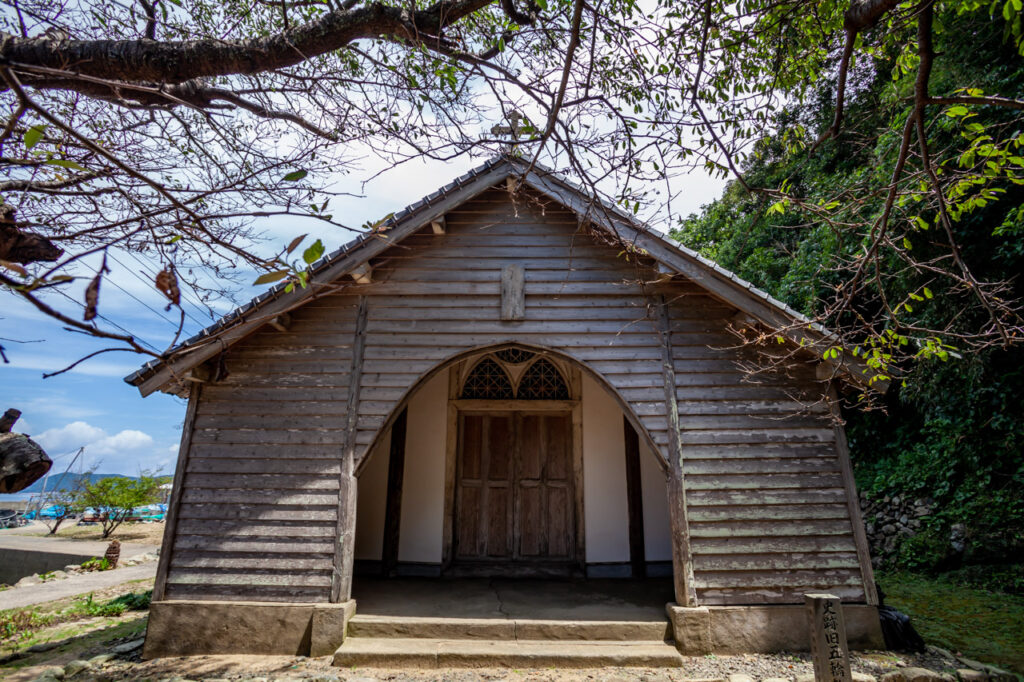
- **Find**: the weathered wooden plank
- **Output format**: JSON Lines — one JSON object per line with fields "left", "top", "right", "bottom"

{"left": 680, "top": 429, "right": 836, "bottom": 445}
{"left": 180, "top": 489, "right": 338, "bottom": 506}
{"left": 174, "top": 535, "right": 334, "bottom": 553}
{"left": 171, "top": 554, "right": 333, "bottom": 570}
{"left": 360, "top": 319, "right": 664, "bottom": 336}
{"left": 333, "top": 295, "right": 368, "bottom": 602}
{"left": 185, "top": 458, "right": 341, "bottom": 475}
{"left": 694, "top": 569, "right": 864, "bottom": 589}
{"left": 684, "top": 473, "right": 844, "bottom": 490}
{"left": 687, "top": 488, "right": 847, "bottom": 506}
{"left": 688, "top": 503, "right": 850, "bottom": 522}
{"left": 346, "top": 281, "right": 680, "bottom": 296}
{"left": 683, "top": 458, "right": 841, "bottom": 476}
{"left": 167, "top": 570, "right": 333, "bottom": 588}
{"left": 164, "top": 584, "right": 326, "bottom": 602}
{"left": 382, "top": 267, "right": 663, "bottom": 284}
{"left": 693, "top": 552, "right": 862, "bottom": 571}
{"left": 153, "top": 383, "right": 201, "bottom": 602}
{"left": 193, "top": 415, "right": 350, "bottom": 432}
{"left": 176, "top": 519, "right": 338, "bottom": 537}
{"left": 689, "top": 519, "right": 853, "bottom": 537}
{"left": 691, "top": 535, "right": 858, "bottom": 554}
{"left": 184, "top": 473, "right": 339, "bottom": 490}
{"left": 177, "top": 502, "right": 336, "bottom": 521}
{"left": 205, "top": 373, "right": 353, "bottom": 388}
{"left": 191, "top": 429, "right": 347, "bottom": 445}
{"left": 658, "top": 297, "right": 697, "bottom": 607}
{"left": 829, "top": 383, "right": 880, "bottom": 606}
{"left": 681, "top": 443, "right": 836, "bottom": 459}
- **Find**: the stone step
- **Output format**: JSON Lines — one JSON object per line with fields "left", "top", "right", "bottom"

{"left": 347, "top": 615, "right": 671, "bottom": 641}
{"left": 332, "top": 637, "right": 684, "bottom": 668}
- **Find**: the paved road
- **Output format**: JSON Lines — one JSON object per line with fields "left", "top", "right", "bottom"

{"left": 0, "top": 563, "right": 157, "bottom": 609}
{"left": 0, "top": 532, "right": 159, "bottom": 559}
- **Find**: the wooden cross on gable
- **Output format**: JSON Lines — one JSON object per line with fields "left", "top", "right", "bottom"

{"left": 490, "top": 111, "right": 534, "bottom": 141}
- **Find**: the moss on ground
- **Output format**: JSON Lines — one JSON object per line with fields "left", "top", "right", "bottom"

{"left": 878, "top": 571, "right": 1024, "bottom": 674}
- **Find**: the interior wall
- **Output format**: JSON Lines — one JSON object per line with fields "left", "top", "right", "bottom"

{"left": 397, "top": 371, "right": 448, "bottom": 563}
{"left": 581, "top": 374, "right": 630, "bottom": 563}
{"left": 639, "top": 440, "right": 672, "bottom": 561}
{"left": 354, "top": 430, "right": 390, "bottom": 561}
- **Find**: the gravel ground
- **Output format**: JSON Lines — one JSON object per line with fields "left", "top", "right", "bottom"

{"left": 1, "top": 644, "right": 970, "bottom": 682}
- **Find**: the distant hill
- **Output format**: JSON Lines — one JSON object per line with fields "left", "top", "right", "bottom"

{"left": 18, "top": 473, "right": 135, "bottom": 494}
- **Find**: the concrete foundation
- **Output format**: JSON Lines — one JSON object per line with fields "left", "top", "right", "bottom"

{"left": 143, "top": 599, "right": 355, "bottom": 659}
{"left": 666, "top": 602, "right": 885, "bottom": 654}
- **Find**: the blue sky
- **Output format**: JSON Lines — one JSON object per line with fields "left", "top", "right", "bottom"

{"left": 1, "top": 154, "right": 724, "bottom": 477}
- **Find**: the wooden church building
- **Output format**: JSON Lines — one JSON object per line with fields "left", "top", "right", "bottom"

{"left": 127, "top": 155, "right": 884, "bottom": 663}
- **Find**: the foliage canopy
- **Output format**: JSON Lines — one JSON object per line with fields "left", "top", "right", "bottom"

{"left": 0, "top": 0, "right": 1021, "bottom": 376}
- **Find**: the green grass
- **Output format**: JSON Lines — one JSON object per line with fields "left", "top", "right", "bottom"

{"left": 0, "top": 590, "right": 151, "bottom": 649}
{"left": 878, "top": 571, "right": 1024, "bottom": 674}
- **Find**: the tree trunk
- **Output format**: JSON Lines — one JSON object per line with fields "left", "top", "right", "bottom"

{"left": 0, "top": 432, "right": 52, "bottom": 493}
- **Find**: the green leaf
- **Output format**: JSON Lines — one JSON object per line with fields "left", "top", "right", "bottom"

{"left": 923, "top": 287, "right": 934, "bottom": 299}
{"left": 46, "top": 159, "right": 85, "bottom": 171}
{"left": 253, "top": 270, "right": 290, "bottom": 285}
{"left": 944, "top": 105, "right": 969, "bottom": 117}
{"left": 302, "top": 239, "right": 325, "bottom": 265}
{"left": 282, "top": 169, "right": 308, "bottom": 182}
{"left": 24, "top": 125, "right": 45, "bottom": 150}
{"left": 903, "top": 237, "right": 913, "bottom": 250}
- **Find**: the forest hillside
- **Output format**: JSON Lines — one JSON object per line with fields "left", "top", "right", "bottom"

{"left": 672, "top": 6, "right": 1024, "bottom": 594}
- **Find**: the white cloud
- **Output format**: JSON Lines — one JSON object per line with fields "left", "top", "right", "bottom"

{"left": 34, "top": 421, "right": 106, "bottom": 453}
{"left": 33, "top": 421, "right": 159, "bottom": 474}
{"left": 89, "top": 429, "right": 154, "bottom": 456}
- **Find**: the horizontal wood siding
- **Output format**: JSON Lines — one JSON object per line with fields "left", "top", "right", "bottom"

{"left": 164, "top": 297, "right": 361, "bottom": 602}
{"left": 168, "top": 184, "right": 867, "bottom": 606}
{"left": 665, "top": 301, "right": 864, "bottom": 604}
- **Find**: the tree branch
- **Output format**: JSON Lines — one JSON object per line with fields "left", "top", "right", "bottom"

{"left": 0, "top": 0, "right": 502, "bottom": 86}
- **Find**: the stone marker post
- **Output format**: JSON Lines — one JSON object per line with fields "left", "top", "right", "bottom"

{"left": 805, "top": 593, "right": 852, "bottom": 682}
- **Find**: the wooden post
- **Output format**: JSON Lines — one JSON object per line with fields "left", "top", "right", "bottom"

{"left": 332, "top": 296, "right": 368, "bottom": 603}
{"left": 623, "top": 416, "right": 646, "bottom": 579}
{"left": 658, "top": 296, "right": 697, "bottom": 606}
{"left": 805, "top": 593, "right": 852, "bottom": 682}
{"left": 152, "top": 384, "right": 202, "bottom": 602}
{"left": 381, "top": 407, "right": 408, "bottom": 575}
{"left": 828, "top": 383, "right": 880, "bottom": 605}
{"left": 501, "top": 264, "right": 525, "bottom": 320}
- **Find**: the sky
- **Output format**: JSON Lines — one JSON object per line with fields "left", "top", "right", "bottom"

{"left": 0, "top": 153, "right": 727, "bottom": 478}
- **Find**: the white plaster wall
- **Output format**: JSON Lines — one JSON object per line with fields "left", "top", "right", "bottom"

{"left": 581, "top": 374, "right": 630, "bottom": 563}
{"left": 397, "top": 371, "right": 448, "bottom": 563}
{"left": 354, "top": 430, "right": 390, "bottom": 561}
{"left": 639, "top": 440, "right": 672, "bottom": 561}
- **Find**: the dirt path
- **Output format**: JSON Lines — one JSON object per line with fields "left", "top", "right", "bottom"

{"left": 0, "top": 564, "right": 156, "bottom": 610}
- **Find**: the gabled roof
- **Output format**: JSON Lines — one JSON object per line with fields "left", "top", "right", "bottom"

{"left": 125, "top": 154, "right": 879, "bottom": 396}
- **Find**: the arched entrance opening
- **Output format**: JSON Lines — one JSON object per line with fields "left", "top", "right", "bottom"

{"left": 350, "top": 344, "right": 674, "bottom": 620}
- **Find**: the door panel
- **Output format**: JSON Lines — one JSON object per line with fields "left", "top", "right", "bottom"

{"left": 455, "top": 411, "right": 575, "bottom": 567}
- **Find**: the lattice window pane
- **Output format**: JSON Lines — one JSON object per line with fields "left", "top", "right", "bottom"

{"left": 516, "top": 358, "right": 570, "bottom": 400}
{"left": 494, "top": 348, "right": 536, "bottom": 364}
{"left": 461, "top": 358, "right": 515, "bottom": 399}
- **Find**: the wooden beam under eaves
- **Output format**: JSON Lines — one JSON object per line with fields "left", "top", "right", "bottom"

{"left": 268, "top": 313, "right": 291, "bottom": 332}
{"left": 431, "top": 217, "right": 446, "bottom": 235}
{"left": 350, "top": 264, "right": 372, "bottom": 284}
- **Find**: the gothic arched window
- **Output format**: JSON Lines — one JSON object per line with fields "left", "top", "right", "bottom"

{"left": 460, "top": 358, "right": 515, "bottom": 399}
{"left": 516, "top": 358, "right": 570, "bottom": 400}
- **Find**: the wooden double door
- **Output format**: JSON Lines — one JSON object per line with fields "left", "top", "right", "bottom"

{"left": 453, "top": 411, "right": 576, "bottom": 570}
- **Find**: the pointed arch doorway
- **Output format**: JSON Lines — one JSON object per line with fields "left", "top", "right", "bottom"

{"left": 445, "top": 348, "right": 584, "bottom": 576}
